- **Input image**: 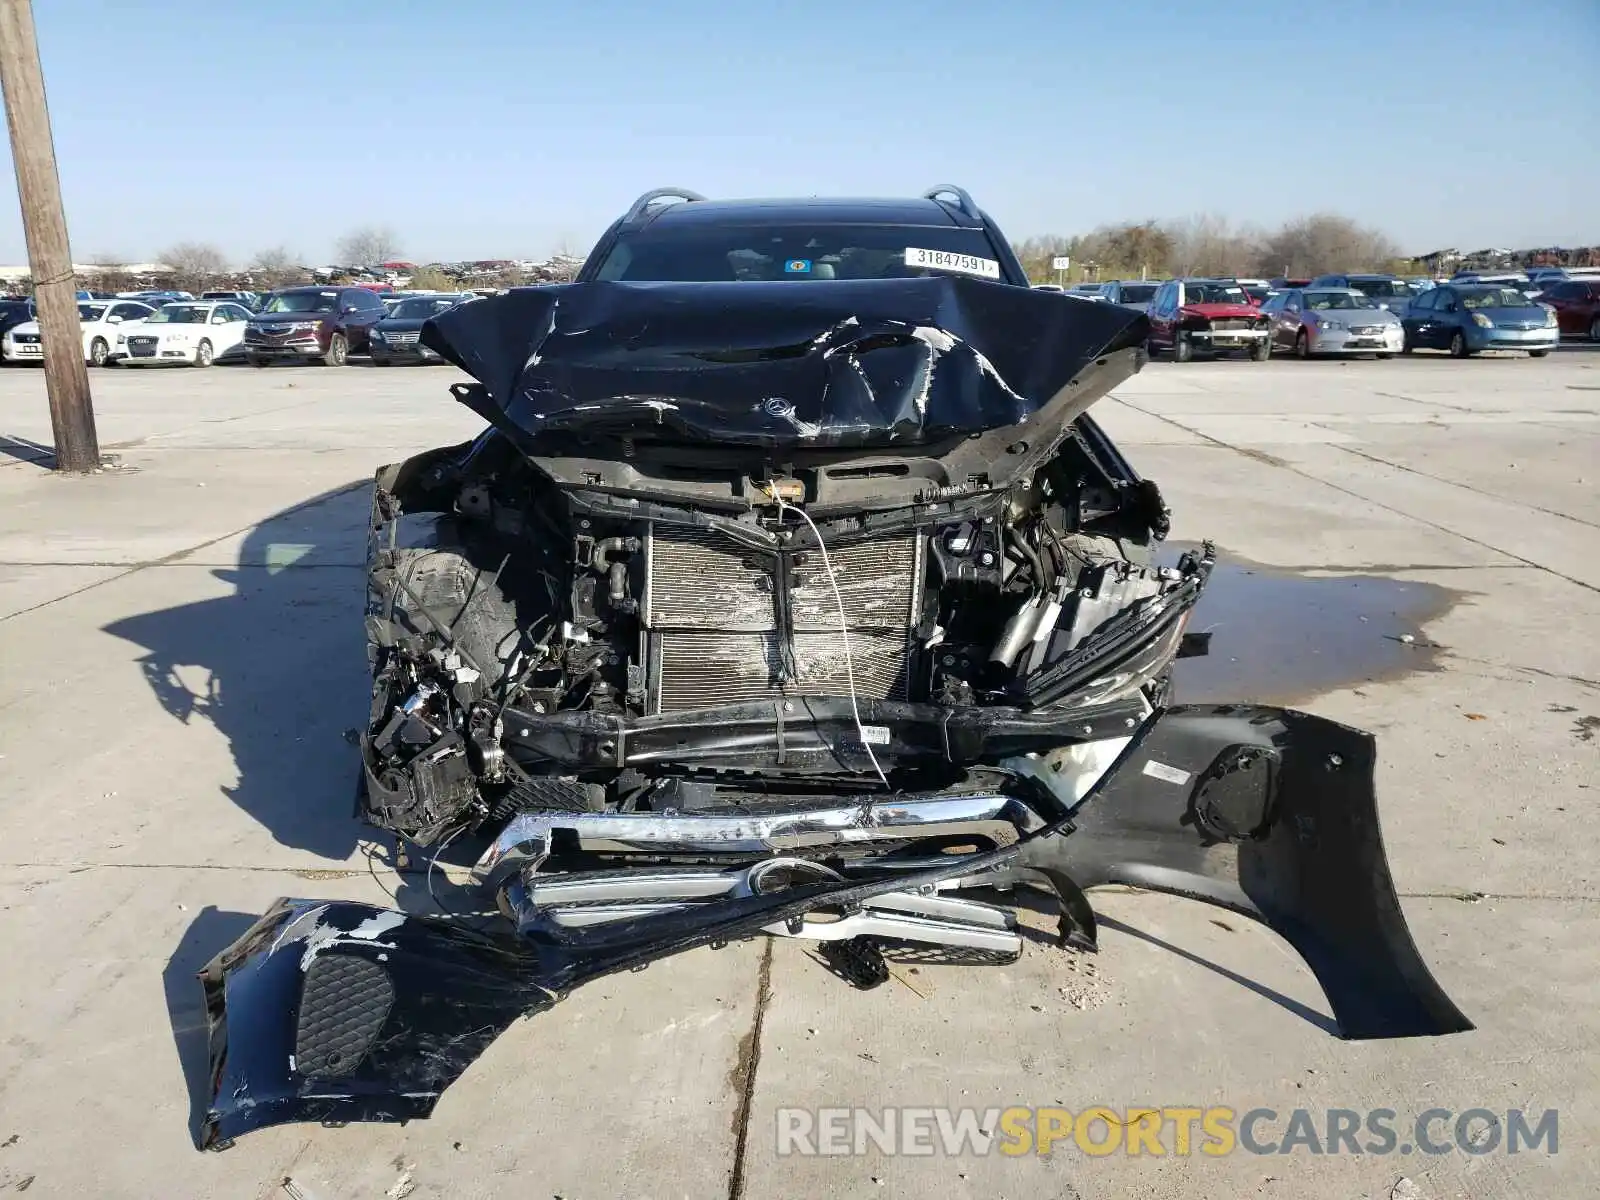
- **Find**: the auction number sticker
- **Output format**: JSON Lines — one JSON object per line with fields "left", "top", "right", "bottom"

{"left": 904, "top": 247, "right": 1000, "bottom": 279}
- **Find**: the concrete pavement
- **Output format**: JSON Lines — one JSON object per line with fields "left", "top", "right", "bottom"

{"left": 0, "top": 349, "right": 1596, "bottom": 1198}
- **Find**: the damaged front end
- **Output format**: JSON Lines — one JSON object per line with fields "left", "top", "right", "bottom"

{"left": 199, "top": 277, "right": 1471, "bottom": 1146}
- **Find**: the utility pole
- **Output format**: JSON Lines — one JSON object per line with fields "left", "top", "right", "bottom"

{"left": 0, "top": 0, "right": 98, "bottom": 472}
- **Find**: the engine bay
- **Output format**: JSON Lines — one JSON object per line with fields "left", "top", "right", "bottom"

{"left": 359, "top": 421, "right": 1207, "bottom": 844}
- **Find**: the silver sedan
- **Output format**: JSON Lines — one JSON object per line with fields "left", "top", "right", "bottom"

{"left": 1260, "top": 287, "right": 1405, "bottom": 358}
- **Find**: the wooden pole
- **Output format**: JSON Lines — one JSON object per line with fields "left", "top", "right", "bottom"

{"left": 0, "top": 0, "right": 98, "bottom": 472}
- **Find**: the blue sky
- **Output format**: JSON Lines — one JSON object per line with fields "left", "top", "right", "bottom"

{"left": 1, "top": 0, "right": 1595, "bottom": 265}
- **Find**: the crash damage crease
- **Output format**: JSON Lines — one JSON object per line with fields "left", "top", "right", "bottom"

{"left": 196, "top": 277, "right": 1472, "bottom": 1147}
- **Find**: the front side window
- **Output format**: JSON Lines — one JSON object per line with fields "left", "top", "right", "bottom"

{"left": 593, "top": 223, "right": 1007, "bottom": 283}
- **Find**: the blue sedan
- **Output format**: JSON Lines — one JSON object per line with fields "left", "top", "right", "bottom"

{"left": 1401, "top": 284, "right": 1558, "bottom": 357}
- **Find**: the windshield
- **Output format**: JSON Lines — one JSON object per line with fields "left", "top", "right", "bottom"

{"left": 390, "top": 297, "right": 459, "bottom": 319}
{"left": 1305, "top": 291, "right": 1378, "bottom": 310}
{"left": 1460, "top": 287, "right": 1535, "bottom": 309}
{"left": 145, "top": 305, "right": 209, "bottom": 324}
{"left": 1243, "top": 285, "right": 1271, "bottom": 302}
{"left": 1184, "top": 282, "right": 1248, "bottom": 304}
{"left": 1118, "top": 284, "right": 1157, "bottom": 303}
{"left": 77, "top": 303, "right": 107, "bottom": 321}
{"left": 261, "top": 292, "right": 337, "bottom": 314}
{"left": 594, "top": 224, "right": 1006, "bottom": 282}
{"left": 1347, "top": 278, "right": 1409, "bottom": 299}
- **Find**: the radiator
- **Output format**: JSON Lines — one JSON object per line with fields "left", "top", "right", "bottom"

{"left": 644, "top": 524, "right": 922, "bottom": 712}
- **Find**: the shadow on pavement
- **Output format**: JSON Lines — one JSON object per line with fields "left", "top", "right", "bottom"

{"left": 985, "top": 886, "right": 1340, "bottom": 1036}
{"left": 164, "top": 906, "right": 259, "bottom": 1149}
{"left": 1096, "top": 913, "right": 1340, "bottom": 1036}
{"left": 0, "top": 433, "right": 55, "bottom": 468}
{"left": 103, "top": 483, "right": 373, "bottom": 858}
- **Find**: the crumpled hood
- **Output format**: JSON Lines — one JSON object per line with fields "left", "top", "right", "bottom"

{"left": 420, "top": 277, "right": 1148, "bottom": 449}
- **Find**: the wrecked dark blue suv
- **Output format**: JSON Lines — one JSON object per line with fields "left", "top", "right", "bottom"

{"left": 193, "top": 187, "right": 1471, "bottom": 1150}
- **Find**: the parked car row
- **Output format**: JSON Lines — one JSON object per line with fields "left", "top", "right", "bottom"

{"left": 3, "top": 298, "right": 158, "bottom": 366}
{"left": 0, "top": 287, "right": 478, "bottom": 368}
{"left": 1056, "top": 265, "right": 1579, "bottom": 362}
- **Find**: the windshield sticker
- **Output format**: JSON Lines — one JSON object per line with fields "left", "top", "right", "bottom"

{"left": 905, "top": 247, "right": 1000, "bottom": 280}
{"left": 784, "top": 258, "right": 812, "bottom": 274}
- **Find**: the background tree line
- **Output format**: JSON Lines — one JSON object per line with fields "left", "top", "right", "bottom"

{"left": 1012, "top": 213, "right": 1411, "bottom": 283}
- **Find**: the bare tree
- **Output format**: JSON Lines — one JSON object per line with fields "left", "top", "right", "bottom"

{"left": 83, "top": 251, "right": 135, "bottom": 293}
{"left": 1010, "top": 234, "right": 1078, "bottom": 282}
{"left": 161, "top": 241, "right": 229, "bottom": 291}
{"left": 1254, "top": 214, "right": 1399, "bottom": 278}
{"left": 248, "top": 245, "right": 305, "bottom": 289}
{"left": 1075, "top": 221, "right": 1175, "bottom": 280}
{"left": 1164, "top": 214, "right": 1261, "bottom": 278}
{"left": 336, "top": 226, "right": 403, "bottom": 267}
{"left": 406, "top": 266, "right": 457, "bottom": 291}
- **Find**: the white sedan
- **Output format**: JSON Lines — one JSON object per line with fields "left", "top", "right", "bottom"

{"left": 1, "top": 299, "right": 155, "bottom": 366}
{"left": 119, "top": 300, "right": 253, "bottom": 367}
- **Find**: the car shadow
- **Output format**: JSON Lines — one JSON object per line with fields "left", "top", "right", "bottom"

{"left": 102, "top": 483, "right": 374, "bottom": 858}
{"left": 164, "top": 906, "right": 259, "bottom": 1149}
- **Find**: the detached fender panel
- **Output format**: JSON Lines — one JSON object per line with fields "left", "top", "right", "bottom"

{"left": 1022, "top": 704, "right": 1474, "bottom": 1040}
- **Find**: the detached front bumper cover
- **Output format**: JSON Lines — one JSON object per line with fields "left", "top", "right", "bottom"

{"left": 197, "top": 706, "right": 1471, "bottom": 1147}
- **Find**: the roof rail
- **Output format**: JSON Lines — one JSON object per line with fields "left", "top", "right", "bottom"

{"left": 923, "top": 185, "right": 981, "bottom": 221}
{"left": 622, "top": 188, "right": 707, "bottom": 225}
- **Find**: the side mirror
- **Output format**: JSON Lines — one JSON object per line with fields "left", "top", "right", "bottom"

{"left": 107, "top": 314, "right": 123, "bottom": 324}
{"left": 211, "top": 314, "right": 227, "bottom": 324}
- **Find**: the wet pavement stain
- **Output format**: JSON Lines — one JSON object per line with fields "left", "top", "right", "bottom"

{"left": 1168, "top": 545, "right": 1461, "bottom": 705}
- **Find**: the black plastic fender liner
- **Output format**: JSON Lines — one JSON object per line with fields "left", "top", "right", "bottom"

{"left": 197, "top": 900, "right": 553, "bottom": 1149}
{"left": 1018, "top": 704, "right": 1474, "bottom": 1040}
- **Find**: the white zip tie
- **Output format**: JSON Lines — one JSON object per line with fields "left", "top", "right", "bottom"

{"left": 765, "top": 486, "right": 891, "bottom": 789}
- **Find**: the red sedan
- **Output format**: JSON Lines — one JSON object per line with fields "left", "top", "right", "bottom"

{"left": 1539, "top": 278, "right": 1600, "bottom": 340}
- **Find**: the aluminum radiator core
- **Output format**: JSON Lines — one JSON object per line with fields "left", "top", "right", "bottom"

{"left": 644, "top": 524, "right": 922, "bottom": 712}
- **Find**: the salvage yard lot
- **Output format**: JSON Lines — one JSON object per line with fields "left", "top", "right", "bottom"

{"left": 1, "top": 351, "right": 1597, "bottom": 1199}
